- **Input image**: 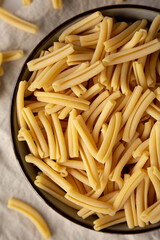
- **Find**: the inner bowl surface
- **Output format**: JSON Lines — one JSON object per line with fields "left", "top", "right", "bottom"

{"left": 10, "top": 4, "right": 160, "bottom": 234}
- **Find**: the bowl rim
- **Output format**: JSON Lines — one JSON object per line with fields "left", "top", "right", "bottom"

{"left": 10, "top": 4, "right": 160, "bottom": 234}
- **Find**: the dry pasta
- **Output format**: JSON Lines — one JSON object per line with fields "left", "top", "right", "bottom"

{"left": 8, "top": 198, "right": 51, "bottom": 239}
{"left": 15, "top": 11, "right": 160, "bottom": 232}
{"left": 22, "top": 0, "right": 32, "bottom": 6}
{"left": 0, "top": 7, "right": 38, "bottom": 33}
{"left": 52, "top": 0, "right": 63, "bottom": 9}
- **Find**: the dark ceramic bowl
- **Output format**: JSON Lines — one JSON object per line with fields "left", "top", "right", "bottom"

{"left": 10, "top": 4, "right": 160, "bottom": 234}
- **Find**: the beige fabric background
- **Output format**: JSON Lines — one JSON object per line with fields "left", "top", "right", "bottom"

{"left": 0, "top": 0, "right": 160, "bottom": 239}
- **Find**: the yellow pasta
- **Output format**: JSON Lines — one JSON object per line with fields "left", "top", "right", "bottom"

{"left": 91, "top": 17, "right": 113, "bottom": 64}
{"left": 34, "top": 91, "right": 90, "bottom": 111}
{"left": 141, "top": 200, "right": 160, "bottom": 224}
{"left": 52, "top": 0, "right": 63, "bottom": 9}
{"left": 65, "top": 189, "right": 114, "bottom": 215}
{"left": 15, "top": 12, "right": 160, "bottom": 231}
{"left": 92, "top": 99, "right": 116, "bottom": 143}
{"left": 104, "top": 19, "right": 147, "bottom": 52}
{"left": 96, "top": 112, "right": 122, "bottom": 163}
{"left": 38, "top": 111, "right": 56, "bottom": 159}
{"left": 59, "top": 11, "right": 103, "bottom": 42}
{"left": 2, "top": 50, "right": 24, "bottom": 62}
{"left": 8, "top": 198, "right": 51, "bottom": 239}
{"left": 22, "top": 107, "right": 49, "bottom": 158}
{"left": 44, "top": 158, "right": 67, "bottom": 177}
{"left": 147, "top": 167, "right": 160, "bottom": 200}
{"left": 0, "top": 7, "right": 38, "bottom": 33}
{"left": 16, "top": 81, "right": 28, "bottom": 128}
{"left": 52, "top": 60, "right": 104, "bottom": 92}
{"left": 22, "top": 0, "right": 32, "bottom": 6}
{"left": 26, "top": 154, "right": 72, "bottom": 192}
{"left": 51, "top": 113, "right": 67, "bottom": 162}
{"left": 80, "top": 139, "right": 100, "bottom": 191}
{"left": 27, "top": 44, "right": 74, "bottom": 71}
{"left": 103, "top": 39, "right": 160, "bottom": 66}
{"left": 113, "top": 169, "right": 146, "bottom": 211}
{"left": 73, "top": 115, "right": 98, "bottom": 158}
{"left": 94, "top": 211, "right": 126, "bottom": 231}
{"left": 18, "top": 128, "right": 39, "bottom": 157}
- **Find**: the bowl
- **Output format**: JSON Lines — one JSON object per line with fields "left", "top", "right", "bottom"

{"left": 10, "top": 4, "right": 160, "bottom": 234}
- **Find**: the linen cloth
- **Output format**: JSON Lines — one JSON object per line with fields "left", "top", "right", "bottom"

{"left": 0, "top": 0, "right": 160, "bottom": 239}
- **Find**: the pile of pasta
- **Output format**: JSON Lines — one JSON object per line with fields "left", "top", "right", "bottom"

{"left": 16, "top": 11, "right": 160, "bottom": 231}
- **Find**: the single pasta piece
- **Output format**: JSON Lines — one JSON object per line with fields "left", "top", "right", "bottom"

{"left": 1, "top": 50, "right": 24, "bottom": 62}
{"left": 22, "top": 0, "right": 32, "bottom": 6}
{"left": 52, "top": 0, "right": 63, "bottom": 9}
{"left": 93, "top": 211, "right": 126, "bottom": 231}
{"left": 0, "top": 7, "right": 38, "bottom": 33}
{"left": 34, "top": 91, "right": 90, "bottom": 111}
{"left": 136, "top": 179, "right": 146, "bottom": 227}
{"left": 59, "top": 160, "right": 85, "bottom": 170}
{"left": 91, "top": 17, "right": 113, "bottom": 64}
{"left": 111, "top": 64, "right": 122, "bottom": 91}
{"left": 149, "top": 122, "right": 160, "bottom": 168}
{"left": 27, "top": 44, "right": 74, "bottom": 71}
{"left": 124, "top": 175, "right": 135, "bottom": 229}
{"left": 73, "top": 115, "right": 98, "bottom": 158}
{"left": 141, "top": 119, "right": 154, "bottom": 141}
{"left": 16, "top": 81, "right": 28, "bottom": 128}
{"left": 59, "top": 11, "right": 104, "bottom": 42}
{"left": 120, "top": 61, "right": 131, "bottom": 95}
{"left": 147, "top": 167, "right": 160, "bottom": 200}
{"left": 67, "top": 53, "right": 93, "bottom": 65}
{"left": 146, "top": 51, "right": 159, "bottom": 88}
{"left": 103, "top": 39, "right": 160, "bottom": 66}
{"left": 80, "top": 32, "right": 99, "bottom": 43}
{"left": 68, "top": 109, "right": 79, "bottom": 158}
{"left": 133, "top": 61, "right": 147, "bottom": 90}
{"left": 8, "top": 198, "right": 51, "bottom": 239}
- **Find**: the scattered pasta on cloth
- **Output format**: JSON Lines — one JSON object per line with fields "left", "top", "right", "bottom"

{"left": 15, "top": 10, "right": 160, "bottom": 231}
